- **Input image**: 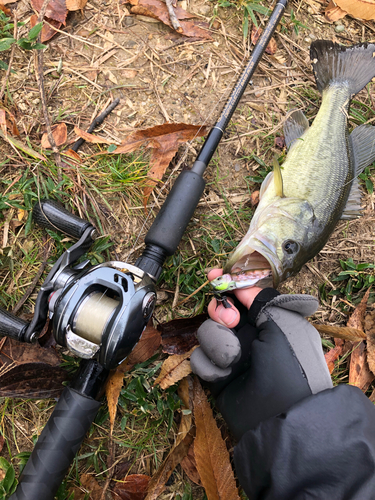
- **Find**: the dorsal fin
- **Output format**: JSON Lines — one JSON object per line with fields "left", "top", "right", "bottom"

{"left": 273, "top": 157, "right": 284, "bottom": 198}
{"left": 283, "top": 109, "right": 309, "bottom": 150}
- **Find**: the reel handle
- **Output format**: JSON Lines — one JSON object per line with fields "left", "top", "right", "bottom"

{"left": 33, "top": 199, "right": 95, "bottom": 240}
{"left": 0, "top": 306, "right": 28, "bottom": 341}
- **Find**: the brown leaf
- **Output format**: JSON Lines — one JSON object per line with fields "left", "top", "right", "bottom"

{"left": 314, "top": 324, "right": 366, "bottom": 342}
{"left": 66, "top": 0, "right": 88, "bottom": 10}
{"left": 114, "top": 474, "right": 151, "bottom": 500}
{"left": 122, "top": 69, "right": 138, "bottom": 79}
{"left": 181, "top": 442, "right": 201, "bottom": 485}
{"left": 250, "top": 190, "right": 259, "bottom": 207}
{"left": 159, "top": 314, "right": 205, "bottom": 355}
{"left": 0, "top": 109, "right": 6, "bottom": 136}
{"left": 365, "top": 310, "right": 375, "bottom": 376}
{"left": 0, "top": 436, "right": 4, "bottom": 454}
{"left": 111, "top": 123, "right": 208, "bottom": 206}
{"left": 41, "top": 123, "right": 67, "bottom": 148}
{"left": 106, "top": 369, "right": 124, "bottom": 434}
{"left": 251, "top": 26, "right": 277, "bottom": 55}
{"left": 193, "top": 378, "right": 240, "bottom": 500}
{"left": 335, "top": 0, "right": 375, "bottom": 20}
{"left": 106, "top": 323, "right": 161, "bottom": 432}
{"left": 324, "top": 0, "right": 347, "bottom": 22}
{"left": 0, "top": 107, "right": 20, "bottom": 136}
{"left": 62, "top": 148, "right": 82, "bottom": 162}
{"left": 30, "top": 0, "right": 67, "bottom": 24}
{"left": 0, "top": 331, "right": 67, "bottom": 398}
{"left": 0, "top": 3, "right": 11, "bottom": 14}
{"left": 74, "top": 126, "right": 114, "bottom": 145}
{"left": 129, "top": 0, "right": 212, "bottom": 39}
{"left": 348, "top": 289, "right": 374, "bottom": 390}
{"left": 30, "top": 14, "right": 61, "bottom": 42}
{"left": 80, "top": 474, "right": 103, "bottom": 500}
{"left": 145, "top": 429, "right": 195, "bottom": 499}
{"left": 324, "top": 344, "right": 343, "bottom": 374}
{"left": 154, "top": 347, "right": 197, "bottom": 389}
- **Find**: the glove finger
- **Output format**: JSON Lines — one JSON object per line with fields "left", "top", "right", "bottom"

{"left": 197, "top": 319, "right": 241, "bottom": 369}
{"left": 190, "top": 347, "right": 232, "bottom": 382}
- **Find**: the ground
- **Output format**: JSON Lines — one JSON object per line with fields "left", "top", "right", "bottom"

{"left": 1, "top": 0, "right": 375, "bottom": 498}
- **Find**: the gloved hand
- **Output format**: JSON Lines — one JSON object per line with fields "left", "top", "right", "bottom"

{"left": 190, "top": 269, "right": 333, "bottom": 440}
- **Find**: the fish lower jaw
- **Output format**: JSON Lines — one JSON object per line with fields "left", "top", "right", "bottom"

{"left": 226, "top": 250, "right": 279, "bottom": 289}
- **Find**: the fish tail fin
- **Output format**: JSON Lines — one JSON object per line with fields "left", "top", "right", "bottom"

{"left": 310, "top": 40, "right": 375, "bottom": 96}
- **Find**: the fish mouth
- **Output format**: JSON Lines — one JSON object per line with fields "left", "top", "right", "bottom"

{"left": 224, "top": 235, "right": 282, "bottom": 288}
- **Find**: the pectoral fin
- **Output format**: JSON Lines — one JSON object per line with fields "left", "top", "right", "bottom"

{"left": 273, "top": 157, "right": 284, "bottom": 198}
{"left": 283, "top": 109, "right": 309, "bottom": 150}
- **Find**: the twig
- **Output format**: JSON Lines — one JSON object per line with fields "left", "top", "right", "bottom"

{"left": 35, "top": 0, "right": 63, "bottom": 181}
{"left": 166, "top": 0, "right": 182, "bottom": 32}
{"left": 72, "top": 98, "right": 120, "bottom": 152}
{"left": 12, "top": 240, "right": 51, "bottom": 314}
{"left": 0, "top": 13, "right": 17, "bottom": 101}
{"left": 176, "top": 279, "right": 210, "bottom": 307}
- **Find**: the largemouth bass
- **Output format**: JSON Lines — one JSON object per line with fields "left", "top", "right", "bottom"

{"left": 212, "top": 40, "right": 375, "bottom": 292}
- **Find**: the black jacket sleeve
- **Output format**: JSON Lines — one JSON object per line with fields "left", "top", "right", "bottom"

{"left": 234, "top": 384, "right": 375, "bottom": 500}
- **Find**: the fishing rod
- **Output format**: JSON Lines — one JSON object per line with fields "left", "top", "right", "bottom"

{"left": 0, "top": 1, "right": 288, "bottom": 498}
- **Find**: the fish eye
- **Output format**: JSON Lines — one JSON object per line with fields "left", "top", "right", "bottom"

{"left": 282, "top": 240, "right": 299, "bottom": 255}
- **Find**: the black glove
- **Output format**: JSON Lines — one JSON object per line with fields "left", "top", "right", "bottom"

{"left": 190, "top": 289, "right": 333, "bottom": 440}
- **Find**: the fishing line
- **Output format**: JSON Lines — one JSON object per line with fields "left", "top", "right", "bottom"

{"left": 130, "top": 0, "right": 279, "bottom": 254}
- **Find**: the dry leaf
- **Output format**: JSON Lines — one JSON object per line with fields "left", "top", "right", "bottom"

{"left": 324, "top": 0, "right": 347, "bottom": 22}
{"left": 129, "top": 0, "right": 212, "bottom": 39}
{"left": 335, "top": 0, "right": 375, "bottom": 20}
{"left": 193, "top": 378, "right": 240, "bottom": 500}
{"left": 113, "top": 474, "right": 151, "bottom": 500}
{"left": 106, "top": 323, "right": 161, "bottom": 432}
{"left": 80, "top": 474, "right": 103, "bottom": 500}
{"left": 30, "top": 0, "right": 67, "bottom": 24}
{"left": 314, "top": 324, "right": 366, "bottom": 342}
{"left": 62, "top": 149, "right": 82, "bottom": 162}
{"left": 181, "top": 442, "right": 202, "bottom": 485}
{"left": 365, "top": 310, "right": 375, "bottom": 376}
{"left": 154, "top": 347, "right": 197, "bottom": 389}
{"left": 74, "top": 126, "right": 114, "bottom": 145}
{"left": 250, "top": 190, "right": 259, "bottom": 207}
{"left": 66, "top": 0, "right": 88, "bottom": 10}
{"left": 111, "top": 123, "right": 208, "bottom": 206}
{"left": 324, "top": 343, "right": 343, "bottom": 374}
{"left": 41, "top": 123, "right": 67, "bottom": 148}
{"left": 122, "top": 69, "right": 138, "bottom": 79}
{"left": 159, "top": 314, "right": 205, "bottom": 355}
{"left": 348, "top": 289, "right": 374, "bottom": 391}
{"left": 0, "top": 109, "right": 6, "bottom": 136}
{"left": 0, "top": 3, "right": 11, "bottom": 14}
{"left": 251, "top": 26, "right": 277, "bottom": 55}
{"left": 30, "top": 14, "right": 61, "bottom": 42}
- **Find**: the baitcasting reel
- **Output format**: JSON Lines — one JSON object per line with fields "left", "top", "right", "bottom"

{"left": 19, "top": 200, "right": 157, "bottom": 370}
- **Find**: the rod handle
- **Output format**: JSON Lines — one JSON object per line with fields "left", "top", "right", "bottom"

{"left": 33, "top": 199, "right": 95, "bottom": 240}
{"left": 9, "top": 387, "right": 101, "bottom": 500}
{"left": 0, "top": 307, "right": 28, "bottom": 341}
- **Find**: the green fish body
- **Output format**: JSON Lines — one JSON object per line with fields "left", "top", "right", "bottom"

{"left": 220, "top": 40, "right": 375, "bottom": 290}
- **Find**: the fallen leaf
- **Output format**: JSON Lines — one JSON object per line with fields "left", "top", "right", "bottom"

{"left": 324, "top": 0, "right": 347, "bottom": 22}
{"left": 62, "top": 148, "right": 82, "bottom": 162}
{"left": 66, "top": 0, "right": 88, "bottom": 10}
{"left": 0, "top": 3, "right": 11, "bottom": 14}
{"left": 122, "top": 69, "right": 138, "bottom": 79}
{"left": 251, "top": 26, "right": 277, "bottom": 55}
{"left": 193, "top": 378, "right": 240, "bottom": 500}
{"left": 106, "top": 323, "right": 161, "bottom": 432}
{"left": 30, "top": 0, "right": 67, "bottom": 24}
{"left": 348, "top": 289, "right": 374, "bottom": 391}
{"left": 74, "top": 126, "right": 114, "bottom": 145}
{"left": 114, "top": 474, "right": 151, "bottom": 500}
{"left": 111, "top": 123, "right": 208, "bottom": 206}
{"left": 365, "top": 310, "right": 375, "bottom": 376}
{"left": 0, "top": 109, "right": 6, "bottom": 135}
{"left": 314, "top": 324, "right": 366, "bottom": 342}
{"left": 129, "top": 0, "right": 212, "bottom": 39}
{"left": 41, "top": 123, "right": 67, "bottom": 148}
{"left": 181, "top": 442, "right": 202, "bottom": 485}
{"left": 324, "top": 343, "right": 343, "bottom": 374}
{"left": 159, "top": 314, "right": 206, "bottom": 355}
{"left": 80, "top": 474, "right": 103, "bottom": 500}
{"left": 0, "top": 436, "right": 4, "bottom": 454}
{"left": 154, "top": 347, "right": 197, "bottom": 389}
{"left": 30, "top": 14, "right": 61, "bottom": 42}
{"left": 335, "top": 0, "right": 375, "bottom": 20}
{"left": 250, "top": 190, "right": 259, "bottom": 207}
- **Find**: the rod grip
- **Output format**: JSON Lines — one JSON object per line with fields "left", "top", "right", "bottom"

{"left": 9, "top": 387, "right": 101, "bottom": 500}
{"left": 33, "top": 199, "right": 94, "bottom": 240}
{"left": 0, "top": 307, "right": 28, "bottom": 341}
